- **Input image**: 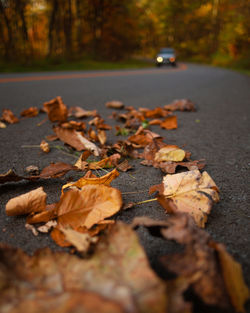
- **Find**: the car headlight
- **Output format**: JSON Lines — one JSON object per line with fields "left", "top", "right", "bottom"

{"left": 157, "top": 56, "right": 163, "bottom": 63}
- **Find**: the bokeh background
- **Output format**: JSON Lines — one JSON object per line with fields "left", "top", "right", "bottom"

{"left": 0, "top": 0, "right": 249, "bottom": 71}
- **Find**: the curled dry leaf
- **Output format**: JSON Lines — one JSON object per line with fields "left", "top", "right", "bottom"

{"left": 40, "top": 140, "right": 50, "bottom": 153}
{"left": 158, "top": 159, "right": 206, "bottom": 174}
{"left": 149, "top": 170, "right": 219, "bottom": 227}
{"left": 57, "top": 184, "right": 122, "bottom": 229}
{"left": 132, "top": 214, "right": 250, "bottom": 312}
{"left": 0, "top": 121, "right": 7, "bottom": 128}
{"left": 105, "top": 100, "right": 124, "bottom": 109}
{"left": 97, "top": 129, "right": 107, "bottom": 145}
{"left": 164, "top": 99, "right": 196, "bottom": 112}
{"left": 54, "top": 126, "right": 101, "bottom": 155}
{"left": 43, "top": 96, "right": 68, "bottom": 122}
{"left": 0, "top": 169, "right": 25, "bottom": 184}
{"left": 160, "top": 115, "right": 178, "bottom": 130}
{"left": 6, "top": 187, "right": 47, "bottom": 216}
{"left": 139, "top": 107, "right": 169, "bottom": 118}
{"left": 20, "top": 107, "right": 39, "bottom": 118}
{"left": 60, "top": 227, "right": 98, "bottom": 252}
{"left": 25, "top": 223, "right": 38, "bottom": 236}
{"left": 62, "top": 168, "right": 119, "bottom": 191}
{"left": 1, "top": 109, "right": 19, "bottom": 124}
{"left": 27, "top": 203, "right": 57, "bottom": 224}
{"left": 68, "top": 106, "right": 97, "bottom": 118}
{"left": 37, "top": 220, "right": 57, "bottom": 233}
{"left": 154, "top": 146, "right": 186, "bottom": 162}
{"left": 0, "top": 223, "right": 167, "bottom": 313}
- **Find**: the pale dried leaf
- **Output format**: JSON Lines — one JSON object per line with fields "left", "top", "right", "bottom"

{"left": 6, "top": 187, "right": 47, "bottom": 216}
{"left": 155, "top": 147, "right": 185, "bottom": 162}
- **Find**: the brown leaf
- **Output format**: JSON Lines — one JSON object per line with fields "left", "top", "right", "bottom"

{"left": 40, "top": 140, "right": 50, "bottom": 153}
{"left": 20, "top": 107, "right": 39, "bottom": 118}
{"left": 149, "top": 170, "right": 219, "bottom": 227}
{"left": 97, "top": 129, "right": 107, "bottom": 145}
{"left": 43, "top": 96, "right": 68, "bottom": 122}
{"left": 132, "top": 214, "right": 249, "bottom": 310}
{"left": 62, "top": 168, "right": 119, "bottom": 191}
{"left": 117, "top": 159, "right": 132, "bottom": 172}
{"left": 105, "top": 100, "right": 124, "bottom": 109}
{"left": 68, "top": 106, "right": 98, "bottom": 118}
{"left": 57, "top": 184, "right": 122, "bottom": 229}
{"left": 37, "top": 220, "right": 57, "bottom": 233}
{"left": 87, "top": 154, "right": 121, "bottom": 170}
{"left": 213, "top": 243, "right": 250, "bottom": 313}
{"left": 0, "top": 223, "right": 167, "bottom": 313}
{"left": 128, "top": 127, "right": 162, "bottom": 147}
{"left": 54, "top": 126, "right": 101, "bottom": 155}
{"left": 158, "top": 159, "right": 206, "bottom": 174}
{"left": 1, "top": 109, "right": 19, "bottom": 124}
{"left": 160, "top": 115, "right": 178, "bottom": 130}
{"left": 27, "top": 204, "right": 57, "bottom": 224}
{"left": 38, "top": 162, "right": 77, "bottom": 179}
{"left": 6, "top": 187, "right": 47, "bottom": 216}
{"left": 164, "top": 99, "right": 196, "bottom": 112}
{"left": 0, "top": 169, "right": 25, "bottom": 184}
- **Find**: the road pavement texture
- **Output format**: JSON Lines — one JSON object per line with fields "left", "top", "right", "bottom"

{"left": 0, "top": 64, "right": 249, "bottom": 312}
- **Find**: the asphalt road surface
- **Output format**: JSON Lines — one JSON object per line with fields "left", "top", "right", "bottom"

{"left": 0, "top": 64, "right": 249, "bottom": 312}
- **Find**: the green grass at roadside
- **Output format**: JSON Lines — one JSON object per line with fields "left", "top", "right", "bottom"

{"left": 0, "top": 58, "right": 154, "bottom": 73}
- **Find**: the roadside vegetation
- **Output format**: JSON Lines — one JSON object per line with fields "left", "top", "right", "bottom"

{"left": 0, "top": 0, "right": 249, "bottom": 73}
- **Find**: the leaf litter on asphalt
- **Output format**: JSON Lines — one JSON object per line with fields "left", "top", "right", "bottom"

{"left": 1, "top": 96, "right": 249, "bottom": 312}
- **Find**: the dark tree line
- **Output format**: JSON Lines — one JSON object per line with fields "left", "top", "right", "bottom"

{"left": 0, "top": 0, "right": 249, "bottom": 65}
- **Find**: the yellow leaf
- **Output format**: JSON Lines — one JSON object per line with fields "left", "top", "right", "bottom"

{"left": 214, "top": 243, "right": 250, "bottom": 313}
{"left": 154, "top": 146, "right": 186, "bottom": 162}
{"left": 151, "top": 170, "right": 219, "bottom": 228}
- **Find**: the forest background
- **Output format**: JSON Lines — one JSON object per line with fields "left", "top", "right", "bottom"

{"left": 0, "top": 0, "right": 249, "bottom": 72}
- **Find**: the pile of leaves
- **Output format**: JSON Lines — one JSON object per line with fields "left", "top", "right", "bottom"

{"left": 0, "top": 97, "right": 249, "bottom": 313}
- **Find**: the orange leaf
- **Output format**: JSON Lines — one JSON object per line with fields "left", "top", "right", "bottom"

{"left": 43, "top": 96, "right": 68, "bottom": 122}
{"left": 6, "top": 187, "right": 47, "bottom": 216}
{"left": 2, "top": 109, "right": 19, "bottom": 124}
{"left": 20, "top": 107, "right": 39, "bottom": 118}
{"left": 62, "top": 168, "right": 119, "bottom": 191}
{"left": 161, "top": 116, "right": 177, "bottom": 130}
{"left": 57, "top": 184, "right": 122, "bottom": 229}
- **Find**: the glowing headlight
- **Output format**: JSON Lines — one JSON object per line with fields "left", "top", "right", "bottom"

{"left": 170, "top": 57, "right": 175, "bottom": 62}
{"left": 157, "top": 56, "right": 163, "bottom": 63}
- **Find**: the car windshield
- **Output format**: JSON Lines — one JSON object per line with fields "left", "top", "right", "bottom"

{"left": 159, "top": 48, "right": 174, "bottom": 54}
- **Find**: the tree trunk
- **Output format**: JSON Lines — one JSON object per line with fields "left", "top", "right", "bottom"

{"left": 48, "top": 0, "right": 58, "bottom": 57}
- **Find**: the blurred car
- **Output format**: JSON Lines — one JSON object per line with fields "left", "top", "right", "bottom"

{"left": 155, "top": 48, "right": 177, "bottom": 67}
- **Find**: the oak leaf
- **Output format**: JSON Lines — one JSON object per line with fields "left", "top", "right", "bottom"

{"left": 149, "top": 170, "right": 219, "bottom": 227}
{"left": 6, "top": 187, "right": 47, "bottom": 216}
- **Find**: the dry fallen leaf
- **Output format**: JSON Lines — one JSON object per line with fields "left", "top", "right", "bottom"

{"left": 139, "top": 107, "right": 169, "bottom": 118}
{"left": 160, "top": 115, "right": 178, "bottom": 130}
{"left": 54, "top": 126, "right": 101, "bottom": 155}
{"left": 132, "top": 214, "right": 250, "bottom": 312}
{"left": 20, "top": 107, "right": 39, "bottom": 118}
{"left": 40, "top": 140, "right": 50, "bottom": 153}
{"left": 68, "top": 106, "right": 97, "bottom": 118}
{"left": 154, "top": 146, "right": 186, "bottom": 162}
{"left": 0, "top": 121, "right": 7, "bottom": 128}
{"left": 158, "top": 159, "right": 206, "bottom": 174}
{"left": 6, "top": 187, "right": 47, "bottom": 216}
{"left": 37, "top": 220, "right": 57, "bottom": 233}
{"left": 213, "top": 242, "right": 250, "bottom": 313}
{"left": 57, "top": 184, "right": 122, "bottom": 229}
{"left": 62, "top": 168, "right": 119, "bottom": 191}
{"left": 43, "top": 96, "right": 68, "bottom": 122}
{"left": 0, "top": 223, "right": 167, "bottom": 313}
{"left": 105, "top": 100, "right": 124, "bottom": 109}
{"left": 164, "top": 99, "right": 196, "bottom": 112}
{"left": 25, "top": 223, "right": 38, "bottom": 236}
{"left": 1, "top": 109, "right": 19, "bottom": 124}
{"left": 60, "top": 227, "right": 98, "bottom": 252}
{"left": 38, "top": 162, "right": 77, "bottom": 179}
{"left": 149, "top": 170, "right": 219, "bottom": 227}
